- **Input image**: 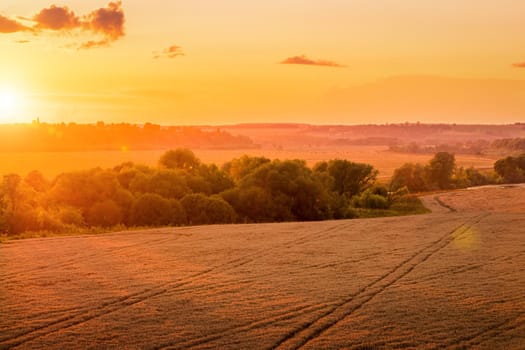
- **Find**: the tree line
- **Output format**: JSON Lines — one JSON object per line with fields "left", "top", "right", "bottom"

{"left": 1, "top": 149, "right": 520, "bottom": 237}
{"left": 390, "top": 151, "right": 525, "bottom": 192}
{"left": 0, "top": 122, "right": 256, "bottom": 152}
{"left": 389, "top": 138, "right": 525, "bottom": 157}
{"left": 0, "top": 149, "right": 418, "bottom": 236}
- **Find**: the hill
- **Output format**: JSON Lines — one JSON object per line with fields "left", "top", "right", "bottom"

{"left": 1, "top": 185, "right": 524, "bottom": 348}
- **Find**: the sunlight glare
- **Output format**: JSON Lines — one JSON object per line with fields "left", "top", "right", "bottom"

{"left": 0, "top": 90, "right": 20, "bottom": 121}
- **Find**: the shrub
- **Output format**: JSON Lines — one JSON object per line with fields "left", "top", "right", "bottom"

{"left": 352, "top": 190, "right": 390, "bottom": 209}
{"left": 181, "top": 194, "right": 236, "bottom": 225}
{"left": 130, "top": 193, "right": 182, "bottom": 227}
{"left": 85, "top": 200, "right": 123, "bottom": 228}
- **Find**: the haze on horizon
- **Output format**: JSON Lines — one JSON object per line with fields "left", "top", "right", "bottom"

{"left": 1, "top": 0, "right": 525, "bottom": 125}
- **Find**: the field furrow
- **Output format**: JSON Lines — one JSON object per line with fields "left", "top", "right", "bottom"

{"left": 1, "top": 186, "right": 524, "bottom": 349}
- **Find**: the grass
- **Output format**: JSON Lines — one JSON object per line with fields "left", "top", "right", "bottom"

{"left": 0, "top": 225, "right": 144, "bottom": 243}
{"left": 354, "top": 196, "right": 431, "bottom": 219}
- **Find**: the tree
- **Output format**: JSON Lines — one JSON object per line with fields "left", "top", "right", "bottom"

{"left": 181, "top": 193, "right": 236, "bottom": 225}
{"left": 352, "top": 188, "right": 389, "bottom": 209}
{"left": 196, "top": 164, "right": 234, "bottom": 194}
{"left": 204, "top": 196, "right": 237, "bottom": 224}
{"left": 315, "top": 159, "right": 378, "bottom": 199}
{"left": 426, "top": 152, "right": 456, "bottom": 189}
{"left": 24, "top": 170, "right": 50, "bottom": 192}
{"left": 390, "top": 163, "right": 428, "bottom": 192}
{"left": 159, "top": 148, "right": 200, "bottom": 171}
{"left": 235, "top": 160, "right": 333, "bottom": 222}
{"left": 222, "top": 155, "right": 271, "bottom": 182}
{"left": 494, "top": 155, "right": 525, "bottom": 183}
{"left": 85, "top": 200, "right": 123, "bottom": 227}
{"left": 130, "top": 193, "right": 186, "bottom": 227}
{"left": 0, "top": 174, "right": 39, "bottom": 234}
{"left": 221, "top": 186, "right": 283, "bottom": 223}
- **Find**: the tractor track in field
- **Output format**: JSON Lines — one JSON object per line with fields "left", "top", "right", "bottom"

{"left": 0, "top": 222, "right": 354, "bottom": 349}
{"left": 270, "top": 214, "right": 488, "bottom": 350}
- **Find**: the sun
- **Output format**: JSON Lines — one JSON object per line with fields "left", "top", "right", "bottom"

{"left": 0, "top": 90, "right": 20, "bottom": 121}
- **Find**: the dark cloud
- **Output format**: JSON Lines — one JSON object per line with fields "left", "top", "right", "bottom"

{"left": 33, "top": 5, "right": 79, "bottom": 30}
{"left": 281, "top": 55, "right": 345, "bottom": 68}
{"left": 15, "top": 39, "right": 30, "bottom": 44}
{"left": 513, "top": 62, "right": 525, "bottom": 68}
{"left": 154, "top": 45, "right": 185, "bottom": 59}
{"left": 0, "top": 14, "right": 30, "bottom": 33}
{"left": 0, "top": 2, "right": 125, "bottom": 49}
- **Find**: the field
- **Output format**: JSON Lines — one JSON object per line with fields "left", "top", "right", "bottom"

{"left": 1, "top": 186, "right": 524, "bottom": 349}
{"left": 0, "top": 146, "right": 496, "bottom": 180}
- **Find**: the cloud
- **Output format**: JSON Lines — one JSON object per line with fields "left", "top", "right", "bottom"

{"left": 0, "top": 14, "right": 30, "bottom": 33}
{"left": 33, "top": 5, "right": 79, "bottom": 30}
{"left": 15, "top": 39, "right": 30, "bottom": 44}
{"left": 513, "top": 62, "right": 525, "bottom": 68}
{"left": 83, "top": 1, "right": 124, "bottom": 42}
{"left": 154, "top": 45, "right": 185, "bottom": 59}
{"left": 281, "top": 55, "right": 345, "bottom": 68}
{"left": 0, "top": 2, "right": 125, "bottom": 49}
{"left": 79, "top": 40, "right": 109, "bottom": 49}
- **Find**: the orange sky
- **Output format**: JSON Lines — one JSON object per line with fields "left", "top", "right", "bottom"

{"left": 1, "top": 0, "right": 525, "bottom": 125}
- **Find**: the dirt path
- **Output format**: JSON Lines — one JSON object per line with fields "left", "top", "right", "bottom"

{"left": 1, "top": 187, "right": 524, "bottom": 349}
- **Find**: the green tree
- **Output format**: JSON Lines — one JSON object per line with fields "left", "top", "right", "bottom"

{"left": 222, "top": 155, "right": 271, "bottom": 182}
{"left": 196, "top": 164, "right": 234, "bottom": 194}
{"left": 159, "top": 148, "right": 200, "bottom": 171}
{"left": 130, "top": 193, "right": 186, "bottom": 226}
{"left": 181, "top": 193, "right": 236, "bottom": 225}
{"left": 0, "top": 174, "right": 39, "bottom": 234}
{"left": 427, "top": 152, "right": 456, "bottom": 189}
{"left": 494, "top": 155, "right": 525, "bottom": 183}
{"left": 315, "top": 159, "right": 378, "bottom": 199}
{"left": 235, "top": 160, "right": 332, "bottom": 222}
{"left": 390, "top": 163, "right": 428, "bottom": 192}
{"left": 85, "top": 200, "right": 123, "bottom": 227}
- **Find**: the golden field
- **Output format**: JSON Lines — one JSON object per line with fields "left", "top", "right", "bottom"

{"left": 0, "top": 146, "right": 497, "bottom": 180}
{"left": 1, "top": 186, "right": 524, "bottom": 349}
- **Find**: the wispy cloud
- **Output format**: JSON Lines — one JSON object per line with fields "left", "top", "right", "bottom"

{"left": 0, "top": 2, "right": 125, "bottom": 49}
{"left": 281, "top": 55, "right": 345, "bottom": 68}
{"left": 512, "top": 62, "right": 525, "bottom": 68}
{"left": 0, "top": 14, "right": 31, "bottom": 33}
{"left": 154, "top": 45, "right": 185, "bottom": 59}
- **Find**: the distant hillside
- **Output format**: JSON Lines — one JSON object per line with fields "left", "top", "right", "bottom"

{"left": 0, "top": 122, "right": 257, "bottom": 152}
{"left": 2, "top": 121, "right": 524, "bottom": 153}
{"left": 219, "top": 123, "right": 525, "bottom": 149}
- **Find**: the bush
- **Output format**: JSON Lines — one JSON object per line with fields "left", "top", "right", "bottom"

{"left": 85, "top": 200, "right": 123, "bottom": 228}
{"left": 57, "top": 206, "right": 85, "bottom": 226}
{"left": 169, "top": 199, "right": 187, "bottom": 226}
{"left": 181, "top": 194, "right": 236, "bottom": 225}
{"left": 352, "top": 190, "right": 389, "bottom": 209}
{"left": 130, "top": 193, "right": 174, "bottom": 226}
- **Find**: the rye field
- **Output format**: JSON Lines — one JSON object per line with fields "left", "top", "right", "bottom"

{"left": 1, "top": 186, "right": 524, "bottom": 349}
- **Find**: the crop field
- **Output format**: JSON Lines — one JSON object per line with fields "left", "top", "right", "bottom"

{"left": 1, "top": 186, "right": 524, "bottom": 349}
{"left": 0, "top": 147, "right": 496, "bottom": 180}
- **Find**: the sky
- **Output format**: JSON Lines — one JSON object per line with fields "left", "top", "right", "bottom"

{"left": 0, "top": 0, "right": 525, "bottom": 125}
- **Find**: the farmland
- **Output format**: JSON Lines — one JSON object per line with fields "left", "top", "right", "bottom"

{"left": 1, "top": 185, "right": 524, "bottom": 349}
{"left": 0, "top": 146, "right": 496, "bottom": 180}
